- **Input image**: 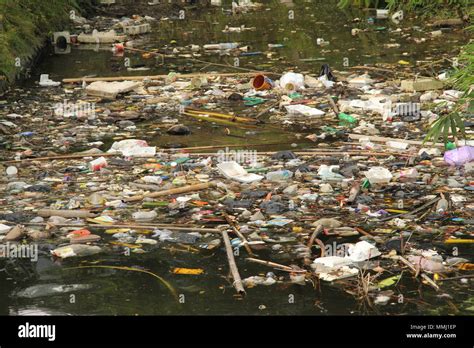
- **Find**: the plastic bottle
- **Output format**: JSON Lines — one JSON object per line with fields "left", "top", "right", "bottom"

{"left": 51, "top": 244, "right": 102, "bottom": 259}
{"left": 338, "top": 113, "right": 357, "bottom": 126}
{"left": 204, "top": 43, "right": 239, "bottom": 50}
{"left": 279, "top": 72, "right": 305, "bottom": 91}
{"left": 142, "top": 176, "right": 163, "bottom": 185}
{"left": 436, "top": 197, "right": 449, "bottom": 214}
{"left": 266, "top": 170, "right": 293, "bottom": 181}
{"left": 268, "top": 44, "right": 284, "bottom": 48}
{"left": 132, "top": 211, "right": 158, "bottom": 222}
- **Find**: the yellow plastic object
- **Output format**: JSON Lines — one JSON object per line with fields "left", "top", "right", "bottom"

{"left": 444, "top": 239, "right": 474, "bottom": 244}
{"left": 172, "top": 268, "right": 204, "bottom": 275}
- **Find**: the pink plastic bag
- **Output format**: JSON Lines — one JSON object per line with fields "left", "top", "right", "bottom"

{"left": 444, "top": 146, "right": 474, "bottom": 166}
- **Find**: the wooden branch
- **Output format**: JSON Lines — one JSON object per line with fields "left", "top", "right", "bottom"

{"left": 307, "top": 225, "right": 323, "bottom": 249}
{"left": 246, "top": 257, "right": 306, "bottom": 273}
{"left": 348, "top": 134, "right": 445, "bottom": 148}
{"left": 62, "top": 72, "right": 269, "bottom": 84}
{"left": 37, "top": 209, "right": 97, "bottom": 218}
{"left": 393, "top": 255, "right": 440, "bottom": 291}
{"left": 223, "top": 213, "right": 255, "bottom": 257}
{"left": 19, "top": 222, "right": 221, "bottom": 234}
{"left": 185, "top": 108, "right": 258, "bottom": 124}
{"left": 1, "top": 152, "right": 117, "bottom": 164}
{"left": 222, "top": 229, "right": 246, "bottom": 295}
{"left": 125, "top": 182, "right": 215, "bottom": 202}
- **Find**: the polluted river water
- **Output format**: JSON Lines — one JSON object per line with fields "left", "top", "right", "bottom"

{"left": 0, "top": 0, "right": 473, "bottom": 316}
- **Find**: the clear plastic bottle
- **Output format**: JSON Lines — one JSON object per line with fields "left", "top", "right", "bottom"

{"left": 132, "top": 211, "right": 158, "bottom": 222}
{"left": 436, "top": 197, "right": 449, "bottom": 214}
{"left": 266, "top": 170, "right": 293, "bottom": 181}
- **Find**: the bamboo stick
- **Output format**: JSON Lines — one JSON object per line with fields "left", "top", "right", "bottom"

{"left": 379, "top": 196, "right": 440, "bottom": 222}
{"left": 307, "top": 225, "right": 323, "bottom": 249}
{"left": 62, "top": 72, "right": 268, "bottom": 83}
{"left": 393, "top": 255, "right": 440, "bottom": 291}
{"left": 190, "top": 57, "right": 269, "bottom": 74}
{"left": 255, "top": 101, "right": 279, "bottom": 119}
{"left": 222, "top": 229, "right": 246, "bottom": 295}
{"left": 327, "top": 96, "right": 339, "bottom": 117}
{"left": 167, "top": 142, "right": 298, "bottom": 152}
{"left": 19, "top": 222, "right": 221, "bottom": 234}
{"left": 349, "top": 134, "right": 445, "bottom": 148}
{"left": 1, "top": 152, "right": 117, "bottom": 164}
{"left": 182, "top": 151, "right": 408, "bottom": 157}
{"left": 436, "top": 274, "right": 474, "bottom": 282}
{"left": 246, "top": 257, "right": 306, "bottom": 273}
{"left": 182, "top": 112, "right": 259, "bottom": 128}
{"left": 223, "top": 213, "right": 255, "bottom": 257}
{"left": 129, "top": 182, "right": 164, "bottom": 191}
{"left": 37, "top": 209, "right": 97, "bottom": 218}
{"left": 125, "top": 182, "right": 215, "bottom": 202}
{"left": 185, "top": 108, "right": 258, "bottom": 124}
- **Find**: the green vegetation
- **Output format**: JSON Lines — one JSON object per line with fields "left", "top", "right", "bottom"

{"left": 0, "top": 0, "right": 95, "bottom": 84}
{"left": 338, "top": 0, "right": 471, "bottom": 19}
{"left": 339, "top": 0, "right": 473, "bottom": 145}
{"left": 425, "top": 30, "right": 472, "bottom": 146}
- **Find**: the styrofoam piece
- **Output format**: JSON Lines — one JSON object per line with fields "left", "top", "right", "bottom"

{"left": 285, "top": 104, "right": 325, "bottom": 117}
{"left": 217, "top": 161, "right": 263, "bottom": 183}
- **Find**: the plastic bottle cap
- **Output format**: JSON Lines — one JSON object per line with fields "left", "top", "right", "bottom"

{"left": 6, "top": 166, "right": 18, "bottom": 176}
{"left": 446, "top": 142, "right": 456, "bottom": 150}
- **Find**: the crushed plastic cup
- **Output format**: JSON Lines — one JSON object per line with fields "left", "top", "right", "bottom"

{"left": 391, "top": 10, "right": 404, "bottom": 23}
{"left": 114, "top": 43, "right": 125, "bottom": 53}
{"left": 88, "top": 157, "right": 108, "bottom": 172}
{"left": 318, "top": 165, "right": 344, "bottom": 181}
{"left": 190, "top": 76, "right": 209, "bottom": 89}
{"left": 399, "top": 168, "right": 418, "bottom": 181}
{"left": 39, "top": 74, "right": 61, "bottom": 87}
{"left": 289, "top": 273, "right": 306, "bottom": 284}
{"left": 346, "top": 241, "right": 381, "bottom": 262}
{"left": 365, "top": 167, "right": 393, "bottom": 185}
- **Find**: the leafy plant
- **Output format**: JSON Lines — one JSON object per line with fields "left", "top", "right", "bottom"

{"left": 424, "top": 111, "right": 466, "bottom": 145}
{"left": 425, "top": 22, "right": 472, "bottom": 145}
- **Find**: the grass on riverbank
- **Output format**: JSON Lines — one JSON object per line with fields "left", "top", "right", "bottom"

{"left": 0, "top": 0, "right": 96, "bottom": 84}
